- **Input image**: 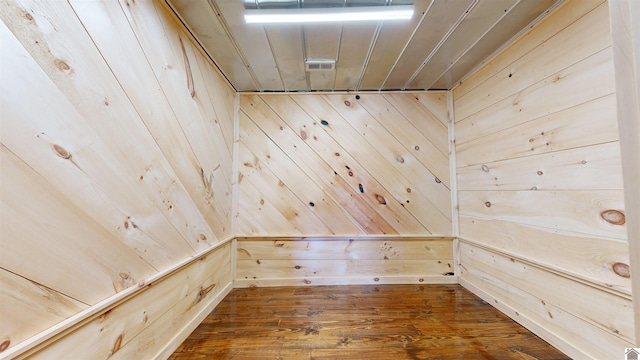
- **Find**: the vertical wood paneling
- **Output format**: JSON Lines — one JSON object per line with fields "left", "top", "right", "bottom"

{"left": 238, "top": 92, "right": 451, "bottom": 236}
{"left": 453, "top": 0, "right": 632, "bottom": 357}
{"left": 0, "top": 0, "right": 234, "bottom": 355}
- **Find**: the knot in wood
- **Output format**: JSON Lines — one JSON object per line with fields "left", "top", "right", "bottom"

{"left": 601, "top": 209, "right": 625, "bottom": 225}
{"left": 481, "top": 165, "right": 489, "bottom": 172}
{"left": 52, "top": 144, "right": 71, "bottom": 159}
{"left": 612, "top": 262, "right": 630, "bottom": 278}
{"left": 396, "top": 155, "right": 405, "bottom": 163}
{"left": 484, "top": 201, "right": 492, "bottom": 208}
{"left": 0, "top": 340, "right": 10, "bottom": 352}
{"left": 54, "top": 59, "right": 70, "bottom": 71}
{"left": 344, "top": 100, "right": 351, "bottom": 107}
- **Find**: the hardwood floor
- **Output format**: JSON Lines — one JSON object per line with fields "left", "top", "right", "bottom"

{"left": 170, "top": 284, "right": 570, "bottom": 359}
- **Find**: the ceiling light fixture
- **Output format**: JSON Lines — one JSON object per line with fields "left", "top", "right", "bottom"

{"left": 244, "top": 6, "right": 414, "bottom": 24}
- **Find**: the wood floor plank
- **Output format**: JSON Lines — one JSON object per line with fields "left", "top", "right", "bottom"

{"left": 170, "top": 285, "right": 569, "bottom": 359}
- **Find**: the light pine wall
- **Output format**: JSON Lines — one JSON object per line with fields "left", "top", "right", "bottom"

{"left": 236, "top": 93, "right": 455, "bottom": 287}
{"left": 238, "top": 93, "right": 451, "bottom": 236}
{"left": 453, "top": 0, "right": 633, "bottom": 358}
{"left": 0, "top": 0, "right": 234, "bottom": 357}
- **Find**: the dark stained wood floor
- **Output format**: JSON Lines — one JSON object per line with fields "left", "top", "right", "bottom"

{"left": 170, "top": 284, "right": 570, "bottom": 359}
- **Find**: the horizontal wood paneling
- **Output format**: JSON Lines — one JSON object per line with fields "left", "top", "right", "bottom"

{"left": 0, "top": 0, "right": 234, "bottom": 356}
{"left": 235, "top": 237, "right": 455, "bottom": 288}
{"left": 28, "top": 244, "right": 232, "bottom": 360}
{"left": 238, "top": 92, "right": 451, "bottom": 236}
{"left": 460, "top": 242, "right": 633, "bottom": 359}
{"left": 458, "top": 217, "right": 630, "bottom": 293}
{"left": 453, "top": 0, "right": 631, "bottom": 357}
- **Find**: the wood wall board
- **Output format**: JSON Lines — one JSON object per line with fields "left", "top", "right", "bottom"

{"left": 459, "top": 217, "right": 630, "bottom": 294}
{"left": 237, "top": 259, "right": 453, "bottom": 280}
{"left": 237, "top": 142, "right": 337, "bottom": 235}
{"left": 456, "top": 94, "right": 619, "bottom": 167}
{"left": 241, "top": 95, "right": 399, "bottom": 234}
{"left": 460, "top": 268, "right": 630, "bottom": 360}
{"left": 235, "top": 180, "right": 304, "bottom": 236}
{"left": 609, "top": 0, "right": 640, "bottom": 345}
{"left": 0, "top": 269, "right": 88, "bottom": 354}
{"left": 458, "top": 190, "right": 627, "bottom": 241}
{"left": 453, "top": 0, "right": 604, "bottom": 99}
{"left": 323, "top": 93, "right": 451, "bottom": 211}
{"left": 290, "top": 94, "right": 450, "bottom": 231}
{"left": 454, "top": 2, "right": 612, "bottom": 121}
{"left": 0, "top": 146, "right": 158, "bottom": 305}
{"left": 27, "top": 244, "right": 231, "bottom": 360}
{"left": 455, "top": 47, "right": 615, "bottom": 144}
{"left": 460, "top": 243, "right": 633, "bottom": 342}
{"left": 0, "top": 19, "right": 199, "bottom": 268}
{"left": 251, "top": 94, "right": 427, "bottom": 235}
{"left": 197, "top": 57, "right": 236, "bottom": 156}
{"left": 237, "top": 238, "right": 453, "bottom": 261}
{"left": 354, "top": 95, "right": 450, "bottom": 186}
{"left": 414, "top": 92, "right": 450, "bottom": 127}
{"left": 121, "top": 0, "right": 236, "bottom": 238}
{"left": 69, "top": 0, "right": 230, "bottom": 241}
{"left": 96, "top": 263, "right": 232, "bottom": 360}
{"left": 235, "top": 275, "right": 458, "bottom": 288}
{"left": 382, "top": 93, "right": 449, "bottom": 156}
{"left": 456, "top": 142, "right": 623, "bottom": 191}
{"left": 239, "top": 114, "right": 366, "bottom": 235}
{"left": 0, "top": 0, "right": 217, "bottom": 252}
{"left": 1, "top": 0, "right": 235, "bottom": 355}
{"left": 460, "top": 244, "right": 634, "bottom": 359}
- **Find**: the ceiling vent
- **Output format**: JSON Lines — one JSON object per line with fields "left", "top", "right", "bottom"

{"left": 305, "top": 59, "right": 336, "bottom": 71}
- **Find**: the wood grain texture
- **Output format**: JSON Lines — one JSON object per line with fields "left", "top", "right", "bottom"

{"left": 0, "top": 0, "right": 234, "bottom": 356}
{"left": 459, "top": 242, "right": 634, "bottom": 359}
{"left": 609, "top": 0, "right": 640, "bottom": 345}
{"left": 235, "top": 237, "right": 454, "bottom": 288}
{"left": 27, "top": 244, "right": 231, "bottom": 360}
{"left": 169, "top": 284, "right": 570, "bottom": 359}
{"left": 238, "top": 93, "right": 451, "bottom": 236}
{"left": 453, "top": 0, "right": 630, "bottom": 357}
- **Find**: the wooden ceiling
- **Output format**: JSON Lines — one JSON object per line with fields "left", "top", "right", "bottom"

{"left": 166, "top": 0, "right": 561, "bottom": 92}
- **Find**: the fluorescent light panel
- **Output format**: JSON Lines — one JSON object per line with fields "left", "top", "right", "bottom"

{"left": 244, "top": 5, "right": 414, "bottom": 24}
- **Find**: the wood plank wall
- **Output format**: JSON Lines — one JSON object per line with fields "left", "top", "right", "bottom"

{"left": 236, "top": 93, "right": 454, "bottom": 286}
{"left": 236, "top": 237, "right": 455, "bottom": 287}
{"left": 452, "top": 0, "right": 633, "bottom": 358}
{"left": 238, "top": 93, "right": 451, "bottom": 236}
{"left": 0, "top": 0, "right": 234, "bottom": 357}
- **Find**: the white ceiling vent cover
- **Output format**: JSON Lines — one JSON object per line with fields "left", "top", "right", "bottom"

{"left": 305, "top": 59, "right": 336, "bottom": 71}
